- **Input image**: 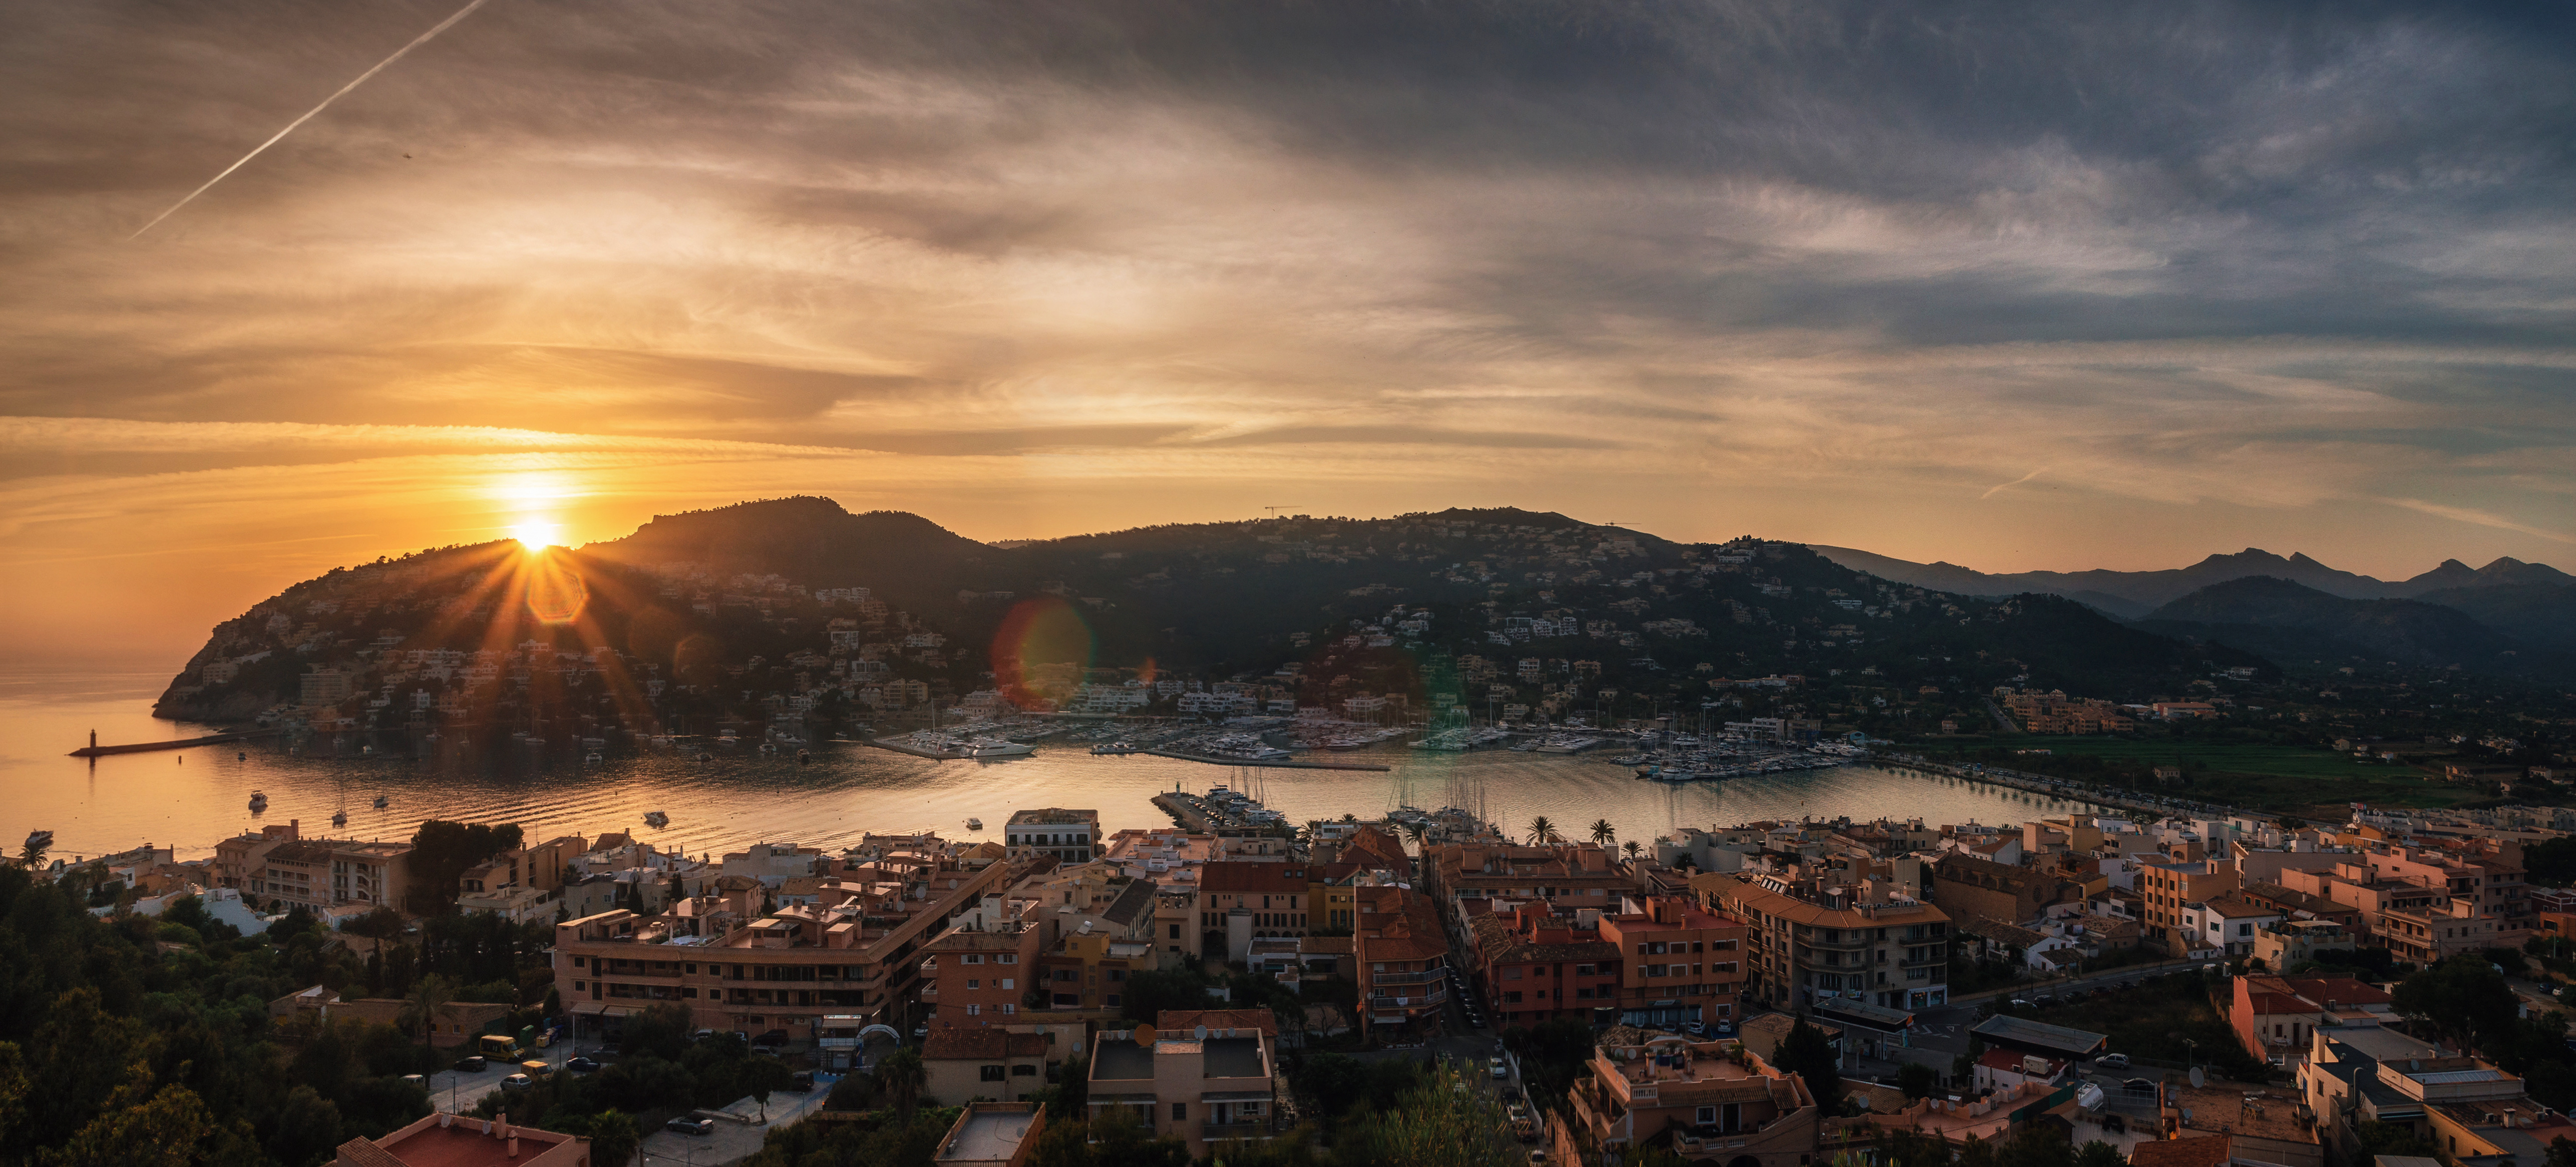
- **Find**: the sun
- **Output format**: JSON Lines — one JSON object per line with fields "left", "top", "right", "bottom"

{"left": 512, "top": 521, "right": 560, "bottom": 551}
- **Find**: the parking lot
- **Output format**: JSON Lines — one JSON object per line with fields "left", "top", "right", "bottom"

{"left": 421, "top": 1039, "right": 584, "bottom": 1116}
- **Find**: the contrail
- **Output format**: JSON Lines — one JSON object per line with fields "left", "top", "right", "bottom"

{"left": 129, "top": 0, "right": 495, "bottom": 239}
{"left": 1979, "top": 467, "right": 2048, "bottom": 499}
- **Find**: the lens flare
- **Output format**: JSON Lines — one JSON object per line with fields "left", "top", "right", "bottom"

{"left": 523, "top": 554, "right": 588, "bottom": 623}
{"left": 990, "top": 597, "right": 1094, "bottom": 710}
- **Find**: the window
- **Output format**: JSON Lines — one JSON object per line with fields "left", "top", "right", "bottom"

{"left": 1013, "top": 1064, "right": 1038, "bottom": 1076}
{"left": 1173, "top": 1103, "right": 1188, "bottom": 1120}
{"left": 966, "top": 1004, "right": 980, "bottom": 1016}
{"left": 1505, "top": 991, "right": 1524, "bottom": 1004}
{"left": 981, "top": 1065, "right": 1006, "bottom": 1082}
{"left": 967, "top": 980, "right": 980, "bottom": 990}
{"left": 1170, "top": 925, "right": 1183, "bottom": 939}
{"left": 1000, "top": 979, "right": 1014, "bottom": 990}
{"left": 962, "top": 954, "right": 985, "bottom": 965}
{"left": 1002, "top": 1003, "right": 1016, "bottom": 1015}
{"left": 1108, "top": 969, "right": 1127, "bottom": 982}
{"left": 996, "top": 955, "right": 1015, "bottom": 965}
{"left": 1697, "top": 1106, "right": 1717, "bottom": 1124}
{"left": 1108, "top": 994, "right": 1122, "bottom": 1007}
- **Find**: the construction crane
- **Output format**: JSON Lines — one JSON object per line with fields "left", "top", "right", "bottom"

{"left": 1262, "top": 505, "right": 1303, "bottom": 518}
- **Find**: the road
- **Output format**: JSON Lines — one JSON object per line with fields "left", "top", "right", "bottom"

{"left": 635, "top": 1079, "right": 838, "bottom": 1167}
{"left": 424, "top": 1035, "right": 586, "bottom": 1116}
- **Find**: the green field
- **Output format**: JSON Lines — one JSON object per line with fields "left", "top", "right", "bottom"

{"left": 2000, "top": 736, "right": 2475, "bottom": 815}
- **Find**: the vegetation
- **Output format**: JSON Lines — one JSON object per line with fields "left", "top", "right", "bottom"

{"left": 2006, "top": 973, "right": 2264, "bottom": 1081}
{"left": 1772, "top": 1018, "right": 1842, "bottom": 1109}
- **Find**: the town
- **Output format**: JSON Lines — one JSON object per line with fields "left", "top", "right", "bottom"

{"left": 21, "top": 775, "right": 2576, "bottom": 1167}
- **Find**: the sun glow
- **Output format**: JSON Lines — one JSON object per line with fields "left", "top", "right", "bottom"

{"left": 511, "top": 520, "right": 559, "bottom": 550}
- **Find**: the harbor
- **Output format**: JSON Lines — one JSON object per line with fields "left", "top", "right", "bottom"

{"left": 69, "top": 728, "right": 278, "bottom": 758}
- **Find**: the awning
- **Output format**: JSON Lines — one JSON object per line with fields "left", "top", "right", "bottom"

{"left": 572, "top": 1002, "right": 642, "bottom": 1016}
{"left": 1812, "top": 998, "right": 1914, "bottom": 1032}
{"left": 1203, "top": 1091, "right": 1275, "bottom": 1102}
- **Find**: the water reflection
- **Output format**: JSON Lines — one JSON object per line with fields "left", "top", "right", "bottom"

{"left": 5, "top": 674, "right": 2106, "bottom": 862}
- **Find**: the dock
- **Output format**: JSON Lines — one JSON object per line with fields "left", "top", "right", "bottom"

{"left": 70, "top": 729, "right": 277, "bottom": 758}
{"left": 867, "top": 736, "right": 975, "bottom": 760}
{"left": 1141, "top": 748, "right": 1390, "bottom": 772}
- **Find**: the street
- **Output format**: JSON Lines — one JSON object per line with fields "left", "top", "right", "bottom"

{"left": 424, "top": 1035, "right": 584, "bottom": 1117}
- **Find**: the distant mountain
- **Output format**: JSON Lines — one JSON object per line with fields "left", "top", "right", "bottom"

{"left": 1809, "top": 544, "right": 2566, "bottom": 610}
{"left": 152, "top": 499, "right": 2268, "bottom": 723}
{"left": 2410, "top": 582, "right": 2576, "bottom": 654}
{"left": 2134, "top": 576, "right": 2552, "bottom": 676}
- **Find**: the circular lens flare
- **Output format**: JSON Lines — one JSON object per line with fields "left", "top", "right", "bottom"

{"left": 524, "top": 555, "right": 588, "bottom": 624}
{"left": 990, "top": 597, "right": 1094, "bottom": 711}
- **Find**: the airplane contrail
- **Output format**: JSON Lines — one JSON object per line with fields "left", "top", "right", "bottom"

{"left": 1979, "top": 467, "right": 2048, "bottom": 499}
{"left": 129, "top": 0, "right": 495, "bottom": 240}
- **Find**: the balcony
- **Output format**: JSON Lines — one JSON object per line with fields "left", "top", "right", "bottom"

{"left": 1203, "top": 1121, "right": 1276, "bottom": 1142}
{"left": 1371, "top": 967, "right": 1446, "bottom": 987}
{"left": 1367, "top": 987, "right": 1447, "bottom": 1010}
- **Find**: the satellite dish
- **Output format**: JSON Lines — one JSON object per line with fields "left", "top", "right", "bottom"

{"left": 2190, "top": 1067, "right": 2206, "bottom": 1088}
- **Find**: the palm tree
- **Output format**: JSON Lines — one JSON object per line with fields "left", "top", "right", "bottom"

{"left": 1402, "top": 820, "right": 1429, "bottom": 848}
{"left": 1589, "top": 819, "right": 1616, "bottom": 848}
{"left": 876, "top": 1045, "right": 928, "bottom": 1118}
{"left": 1526, "top": 816, "right": 1562, "bottom": 845}
{"left": 1622, "top": 840, "right": 1643, "bottom": 862}
{"left": 400, "top": 973, "right": 456, "bottom": 1054}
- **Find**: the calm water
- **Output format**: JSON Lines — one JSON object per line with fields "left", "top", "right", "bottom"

{"left": 1, "top": 669, "right": 2101, "bottom": 863}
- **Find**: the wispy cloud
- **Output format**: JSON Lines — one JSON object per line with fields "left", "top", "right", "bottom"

{"left": 2383, "top": 497, "right": 2576, "bottom": 545}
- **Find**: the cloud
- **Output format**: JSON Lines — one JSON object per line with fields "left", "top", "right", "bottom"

{"left": 2382, "top": 497, "right": 2576, "bottom": 545}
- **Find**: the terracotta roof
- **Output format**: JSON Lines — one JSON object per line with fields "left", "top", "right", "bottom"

{"left": 923, "top": 1027, "right": 1048, "bottom": 1060}
{"left": 332, "top": 1136, "right": 408, "bottom": 1167}
{"left": 2129, "top": 1135, "right": 2233, "bottom": 1167}
{"left": 1158, "top": 1008, "right": 1278, "bottom": 1037}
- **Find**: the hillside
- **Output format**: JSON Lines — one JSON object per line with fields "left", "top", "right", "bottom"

{"left": 1810, "top": 545, "right": 2564, "bottom": 609}
{"left": 150, "top": 499, "right": 2267, "bottom": 736}
{"left": 2134, "top": 576, "right": 2551, "bottom": 676}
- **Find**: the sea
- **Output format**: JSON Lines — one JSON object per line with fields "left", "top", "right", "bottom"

{"left": 1, "top": 668, "right": 2104, "bottom": 864}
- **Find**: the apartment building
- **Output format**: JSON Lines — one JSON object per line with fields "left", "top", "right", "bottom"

{"left": 2138, "top": 855, "right": 2240, "bottom": 957}
{"left": 248, "top": 835, "right": 414, "bottom": 914}
{"left": 1467, "top": 903, "right": 1622, "bottom": 1029}
{"left": 923, "top": 1027, "right": 1051, "bottom": 1105}
{"left": 1197, "top": 861, "right": 1310, "bottom": 963}
{"left": 554, "top": 841, "right": 1011, "bottom": 1039}
{"left": 213, "top": 820, "right": 305, "bottom": 894}
{"left": 1598, "top": 895, "right": 1751, "bottom": 1031}
{"left": 1564, "top": 1031, "right": 1821, "bottom": 1167}
{"left": 1005, "top": 809, "right": 1099, "bottom": 866}
{"left": 1423, "top": 842, "right": 1630, "bottom": 910}
{"left": 1086, "top": 1023, "right": 1279, "bottom": 1159}
{"left": 1354, "top": 885, "right": 1451, "bottom": 1039}
{"left": 1692, "top": 873, "right": 1950, "bottom": 1012}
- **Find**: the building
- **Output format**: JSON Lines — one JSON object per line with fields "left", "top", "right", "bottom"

{"left": 1424, "top": 841, "right": 1631, "bottom": 910}
{"left": 249, "top": 835, "right": 414, "bottom": 914}
{"left": 554, "top": 838, "right": 1012, "bottom": 1040}
{"left": 1596, "top": 895, "right": 1751, "bottom": 1031}
{"left": 1085, "top": 1022, "right": 1279, "bottom": 1159}
{"left": 1564, "top": 1029, "right": 1820, "bottom": 1167}
{"left": 2180, "top": 894, "right": 2282, "bottom": 958}
{"left": 1466, "top": 902, "right": 1622, "bottom": 1029}
{"left": 333, "top": 1113, "right": 585, "bottom": 1166}
{"left": 1005, "top": 809, "right": 1100, "bottom": 866}
{"left": 935, "top": 1102, "right": 1047, "bottom": 1167}
{"left": 1197, "top": 861, "right": 1313, "bottom": 962}
{"left": 1967, "top": 1014, "right": 2107, "bottom": 1063}
{"left": 1692, "top": 872, "right": 1951, "bottom": 1012}
{"left": 2251, "top": 919, "right": 2357, "bottom": 972}
{"left": 923, "top": 1027, "right": 1051, "bottom": 1104}
{"left": 2139, "top": 856, "right": 2240, "bottom": 957}
{"left": 326, "top": 998, "right": 513, "bottom": 1049}
{"left": 1354, "top": 884, "right": 1452, "bottom": 1039}
{"left": 2230, "top": 975, "right": 2394, "bottom": 1067}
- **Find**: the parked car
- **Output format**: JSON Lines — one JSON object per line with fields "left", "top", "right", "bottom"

{"left": 565, "top": 1056, "right": 601, "bottom": 1074}
{"left": 498, "top": 1073, "right": 535, "bottom": 1092}
{"left": 2008, "top": 998, "right": 2035, "bottom": 1009}
{"left": 665, "top": 1115, "right": 715, "bottom": 1136}
{"left": 1680, "top": 1020, "right": 1706, "bottom": 1037}
{"left": 754, "top": 1029, "right": 793, "bottom": 1047}
{"left": 2095, "top": 1053, "right": 2131, "bottom": 1070}
{"left": 788, "top": 1071, "right": 814, "bottom": 1093}
{"left": 452, "top": 1055, "right": 487, "bottom": 1073}
{"left": 401, "top": 1074, "right": 425, "bottom": 1089}
{"left": 1490, "top": 1056, "right": 1509, "bottom": 1079}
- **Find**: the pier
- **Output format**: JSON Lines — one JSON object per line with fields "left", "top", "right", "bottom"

{"left": 70, "top": 729, "right": 277, "bottom": 758}
{"left": 1141, "top": 748, "right": 1389, "bottom": 771}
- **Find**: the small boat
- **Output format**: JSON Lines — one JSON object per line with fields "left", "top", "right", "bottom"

{"left": 584, "top": 752, "right": 603, "bottom": 764}
{"left": 24, "top": 829, "right": 53, "bottom": 850}
{"left": 965, "top": 817, "right": 984, "bottom": 830}
{"left": 248, "top": 790, "right": 268, "bottom": 811}
{"left": 643, "top": 810, "right": 669, "bottom": 827}
{"left": 331, "top": 810, "right": 348, "bottom": 827}
{"left": 373, "top": 795, "right": 389, "bottom": 809}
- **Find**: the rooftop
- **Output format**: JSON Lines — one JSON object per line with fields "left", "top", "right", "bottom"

{"left": 939, "top": 1104, "right": 1042, "bottom": 1165}
{"left": 365, "top": 1117, "right": 580, "bottom": 1167}
{"left": 1970, "top": 1014, "right": 2107, "bottom": 1057}
{"left": 1007, "top": 808, "right": 1098, "bottom": 826}
{"left": 2166, "top": 1082, "right": 2315, "bottom": 1143}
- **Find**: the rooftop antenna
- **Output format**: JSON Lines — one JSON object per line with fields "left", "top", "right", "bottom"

{"left": 1263, "top": 505, "right": 1302, "bottom": 518}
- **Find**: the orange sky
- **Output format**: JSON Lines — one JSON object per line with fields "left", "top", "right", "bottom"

{"left": 3, "top": 2, "right": 2569, "bottom": 667}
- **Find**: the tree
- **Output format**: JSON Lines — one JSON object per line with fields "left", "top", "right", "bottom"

{"left": 2394, "top": 956, "right": 2518, "bottom": 1049}
{"left": 1526, "top": 816, "right": 1561, "bottom": 845}
{"left": 1995, "top": 1121, "right": 2073, "bottom": 1167}
{"left": 876, "top": 1046, "right": 928, "bottom": 1119}
{"left": 1898, "top": 1060, "right": 1938, "bottom": 1100}
{"left": 552, "top": 1108, "right": 641, "bottom": 1167}
{"left": 1773, "top": 1019, "right": 1841, "bottom": 1111}
{"left": 1120, "top": 969, "right": 1214, "bottom": 1022}
{"left": 1622, "top": 840, "right": 1643, "bottom": 862}
{"left": 1589, "top": 819, "right": 1616, "bottom": 847}
{"left": 401, "top": 974, "right": 458, "bottom": 1057}
{"left": 2075, "top": 1140, "right": 2127, "bottom": 1167}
